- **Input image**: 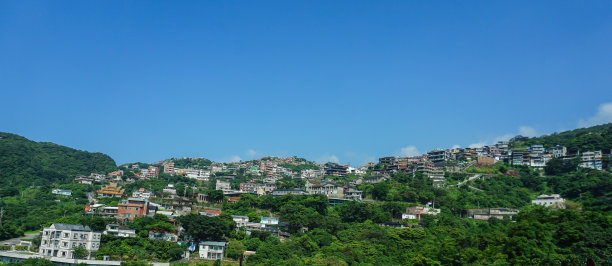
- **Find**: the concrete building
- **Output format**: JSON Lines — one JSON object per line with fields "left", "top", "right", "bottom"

{"left": 148, "top": 231, "right": 178, "bottom": 242}
{"left": 511, "top": 150, "right": 529, "bottom": 166}
{"left": 551, "top": 145, "right": 567, "bottom": 158}
{"left": 51, "top": 189, "right": 72, "bottom": 197}
{"left": 39, "top": 223, "right": 101, "bottom": 259}
{"left": 85, "top": 204, "right": 118, "bottom": 218}
{"left": 532, "top": 194, "right": 565, "bottom": 209}
{"left": 216, "top": 180, "right": 232, "bottom": 193}
{"left": 403, "top": 206, "right": 440, "bottom": 220}
{"left": 427, "top": 149, "right": 449, "bottom": 164}
{"left": 240, "top": 182, "right": 258, "bottom": 193}
{"left": 260, "top": 217, "right": 279, "bottom": 227}
{"left": 305, "top": 180, "right": 344, "bottom": 198}
{"left": 163, "top": 162, "right": 175, "bottom": 174}
{"left": 271, "top": 189, "right": 306, "bottom": 196}
{"left": 103, "top": 224, "right": 136, "bottom": 238}
{"left": 199, "top": 241, "right": 226, "bottom": 260}
{"left": 344, "top": 189, "right": 363, "bottom": 201}
{"left": 324, "top": 162, "right": 348, "bottom": 177}
{"left": 469, "top": 208, "right": 519, "bottom": 220}
{"left": 117, "top": 198, "right": 149, "bottom": 221}
{"left": 580, "top": 151, "right": 603, "bottom": 170}
{"left": 131, "top": 188, "right": 154, "bottom": 200}
{"left": 232, "top": 215, "right": 249, "bottom": 228}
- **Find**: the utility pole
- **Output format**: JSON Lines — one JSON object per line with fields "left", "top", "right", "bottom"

{"left": 0, "top": 207, "right": 4, "bottom": 227}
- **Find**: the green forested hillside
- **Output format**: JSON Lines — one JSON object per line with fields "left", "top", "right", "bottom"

{"left": 0, "top": 132, "right": 116, "bottom": 189}
{"left": 515, "top": 123, "right": 612, "bottom": 153}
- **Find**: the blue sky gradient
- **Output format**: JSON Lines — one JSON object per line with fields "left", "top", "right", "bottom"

{"left": 1, "top": 1, "right": 611, "bottom": 165}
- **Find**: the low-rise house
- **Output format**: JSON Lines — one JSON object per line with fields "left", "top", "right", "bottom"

{"left": 232, "top": 215, "right": 249, "bottom": 228}
{"left": 73, "top": 176, "right": 93, "bottom": 185}
{"left": 85, "top": 204, "right": 118, "bottom": 218}
{"left": 468, "top": 208, "right": 519, "bottom": 220}
{"left": 39, "top": 223, "right": 101, "bottom": 259}
{"left": 103, "top": 224, "right": 136, "bottom": 238}
{"left": 532, "top": 194, "right": 565, "bottom": 209}
{"left": 200, "top": 210, "right": 221, "bottom": 217}
{"left": 260, "top": 217, "right": 279, "bottom": 227}
{"left": 199, "top": 241, "right": 226, "bottom": 260}
{"left": 148, "top": 231, "right": 178, "bottom": 242}
{"left": 271, "top": 189, "right": 305, "bottom": 196}
{"left": 162, "top": 184, "right": 177, "bottom": 197}
{"left": 364, "top": 175, "right": 386, "bottom": 184}
{"left": 131, "top": 188, "right": 154, "bottom": 200}
{"left": 51, "top": 189, "right": 72, "bottom": 197}
{"left": 344, "top": 189, "right": 363, "bottom": 201}
{"left": 216, "top": 180, "right": 232, "bottom": 193}
{"left": 404, "top": 206, "right": 441, "bottom": 220}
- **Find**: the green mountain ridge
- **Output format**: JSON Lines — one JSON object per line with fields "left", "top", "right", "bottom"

{"left": 0, "top": 132, "right": 117, "bottom": 190}
{"left": 514, "top": 123, "right": 612, "bottom": 153}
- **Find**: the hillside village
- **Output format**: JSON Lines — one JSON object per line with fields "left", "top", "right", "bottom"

{"left": 0, "top": 125, "right": 611, "bottom": 265}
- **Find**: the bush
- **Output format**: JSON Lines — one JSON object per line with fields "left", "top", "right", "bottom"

{"left": 14, "top": 245, "right": 29, "bottom": 250}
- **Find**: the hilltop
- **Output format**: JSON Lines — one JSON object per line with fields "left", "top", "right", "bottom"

{"left": 512, "top": 123, "right": 612, "bottom": 153}
{"left": 0, "top": 132, "right": 117, "bottom": 190}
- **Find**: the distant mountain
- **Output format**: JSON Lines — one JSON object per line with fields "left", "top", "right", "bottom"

{"left": 515, "top": 123, "right": 612, "bottom": 153}
{"left": 0, "top": 132, "right": 117, "bottom": 189}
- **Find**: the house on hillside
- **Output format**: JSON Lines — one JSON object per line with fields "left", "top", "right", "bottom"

{"left": 532, "top": 194, "right": 565, "bottom": 209}
{"left": 199, "top": 241, "right": 226, "bottom": 260}
{"left": 39, "top": 223, "right": 101, "bottom": 259}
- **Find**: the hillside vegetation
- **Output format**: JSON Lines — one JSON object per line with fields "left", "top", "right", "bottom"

{"left": 0, "top": 132, "right": 116, "bottom": 190}
{"left": 515, "top": 122, "right": 612, "bottom": 153}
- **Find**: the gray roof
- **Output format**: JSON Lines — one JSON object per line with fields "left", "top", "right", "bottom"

{"left": 199, "top": 241, "right": 227, "bottom": 246}
{"left": 51, "top": 223, "right": 92, "bottom": 232}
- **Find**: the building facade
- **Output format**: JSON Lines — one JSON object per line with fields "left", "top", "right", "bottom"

{"left": 39, "top": 224, "right": 101, "bottom": 259}
{"left": 199, "top": 241, "right": 226, "bottom": 260}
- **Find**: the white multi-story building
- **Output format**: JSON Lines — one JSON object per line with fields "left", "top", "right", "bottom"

{"left": 580, "top": 151, "right": 603, "bottom": 170}
{"left": 532, "top": 194, "right": 565, "bottom": 208}
{"left": 232, "top": 215, "right": 249, "bottom": 228}
{"left": 305, "top": 180, "right": 344, "bottom": 198}
{"left": 39, "top": 223, "right": 101, "bottom": 259}
{"left": 215, "top": 180, "right": 232, "bottom": 193}
{"left": 199, "top": 241, "right": 226, "bottom": 260}
{"left": 550, "top": 145, "right": 567, "bottom": 158}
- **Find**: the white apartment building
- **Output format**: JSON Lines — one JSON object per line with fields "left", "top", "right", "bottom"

{"left": 39, "top": 223, "right": 101, "bottom": 259}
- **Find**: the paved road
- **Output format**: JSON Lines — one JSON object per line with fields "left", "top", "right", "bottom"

{"left": 0, "top": 232, "right": 39, "bottom": 245}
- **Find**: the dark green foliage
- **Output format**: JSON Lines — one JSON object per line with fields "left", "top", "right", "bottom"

{"left": 8, "top": 258, "right": 55, "bottom": 266}
{"left": 518, "top": 122, "right": 612, "bottom": 153}
{"left": 0, "top": 132, "right": 116, "bottom": 190}
{"left": 171, "top": 158, "right": 212, "bottom": 169}
{"left": 176, "top": 214, "right": 235, "bottom": 242}
{"left": 244, "top": 207, "right": 611, "bottom": 265}
{"left": 95, "top": 234, "right": 184, "bottom": 262}
{"left": 545, "top": 158, "right": 581, "bottom": 175}
{"left": 73, "top": 245, "right": 88, "bottom": 259}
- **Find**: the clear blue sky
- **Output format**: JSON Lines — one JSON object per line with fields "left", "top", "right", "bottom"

{"left": 1, "top": 1, "right": 612, "bottom": 166}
